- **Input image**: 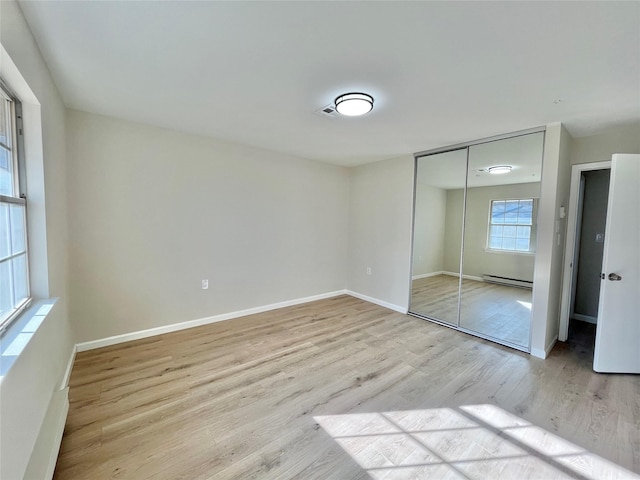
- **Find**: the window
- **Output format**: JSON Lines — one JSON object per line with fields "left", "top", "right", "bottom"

{"left": 487, "top": 199, "right": 535, "bottom": 253}
{"left": 0, "top": 83, "right": 30, "bottom": 331}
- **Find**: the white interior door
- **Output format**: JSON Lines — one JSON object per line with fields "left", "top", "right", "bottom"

{"left": 593, "top": 154, "right": 640, "bottom": 373}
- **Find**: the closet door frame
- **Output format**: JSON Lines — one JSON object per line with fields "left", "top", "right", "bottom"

{"left": 408, "top": 126, "right": 546, "bottom": 352}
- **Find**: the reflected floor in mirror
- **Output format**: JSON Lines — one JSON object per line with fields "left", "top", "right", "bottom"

{"left": 411, "top": 274, "right": 531, "bottom": 348}
{"left": 410, "top": 274, "right": 461, "bottom": 325}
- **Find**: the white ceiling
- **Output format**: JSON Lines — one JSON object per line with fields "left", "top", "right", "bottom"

{"left": 17, "top": 1, "right": 640, "bottom": 167}
{"left": 417, "top": 131, "right": 544, "bottom": 189}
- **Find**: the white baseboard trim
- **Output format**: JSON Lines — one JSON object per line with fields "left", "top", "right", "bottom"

{"left": 572, "top": 313, "right": 597, "bottom": 324}
{"left": 530, "top": 347, "right": 546, "bottom": 359}
{"left": 531, "top": 335, "right": 558, "bottom": 359}
{"left": 412, "top": 271, "right": 443, "bottom": 280}
{"left": 346, "top": 290, "right": 407, "bottom": 314}
{"left": 60, "top": 345, "right": 77, "bottom": 389}
{"left": 24, "top": 387, "right": 69, "bottom": 480}
{"left": 442, "top": 271, "right": 484, "bottom": 282}
{"left": 463, "top": 274, "right": 484, "bottom": 282}
{"left": 76, "top": 290, "right": 348, "bottom": 352}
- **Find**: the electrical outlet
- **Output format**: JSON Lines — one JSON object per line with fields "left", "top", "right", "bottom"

{"left": 202, "top": 279, "right": 209, "bottom": 290}
{"left": 366, "top": 267, "right": 372, "bottom": 275}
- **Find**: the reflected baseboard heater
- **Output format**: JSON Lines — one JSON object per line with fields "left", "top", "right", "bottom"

{"left": 482, "top": 275, "right": 533, "bottom": 289}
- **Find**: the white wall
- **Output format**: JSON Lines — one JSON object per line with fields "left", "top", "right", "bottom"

{"left": 562, "top": 122, "right": 639, "bottom": 326}
{"left": 412, "top": 184, "right": 446, "bottom": 277}
{"left": 442, "top": 188, "right": 465, "bottom": 274}
{"left": 530, "top": 124, "right": 573, "bottom": 357}
{"left": 0, "top": 4, "right": 635, "bottom": 474}
{"left": 66, "top": 110, "right": 349, "bottom": 343}
{"left": 347, "top": 155, "right": 414, "bottom": 311}
{"left": 571, "top": 122, "right": 640, "bottom": 165}
{"left": 0, "top": 1, "right": 75, "bottom": 478}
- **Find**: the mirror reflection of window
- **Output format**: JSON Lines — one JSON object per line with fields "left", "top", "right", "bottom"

{"left": 488, "top": 199, "right": 535, "bottom": 253}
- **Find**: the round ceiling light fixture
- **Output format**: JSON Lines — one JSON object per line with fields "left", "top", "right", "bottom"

{"left": 334, "top": 92, "right": 374, "bottom": 116}
{"left": 487, "top": 165, "right": 513, "bottom": 175}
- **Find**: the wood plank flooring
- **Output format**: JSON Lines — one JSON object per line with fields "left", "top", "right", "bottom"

{"left": 411, "top": 275, "right": 532, "bottom": 348}
{"left": 54, "top": 296, "right": 640, "bottom": 479}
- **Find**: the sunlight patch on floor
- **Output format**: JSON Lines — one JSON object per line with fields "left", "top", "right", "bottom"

{"left": 315, "top": 404, "right": 637, "bottom": 479}
{"left": 517, "top": 300, "right": 532, "bottom": 310}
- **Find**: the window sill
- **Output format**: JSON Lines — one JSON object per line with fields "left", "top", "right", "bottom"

{"left": 0, "top": 298, "right": 58, "bottom": 378}
{"left": 484, "top": 249, "right": 536, "bottom": 256}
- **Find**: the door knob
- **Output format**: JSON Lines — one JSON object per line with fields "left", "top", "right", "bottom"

{"left": 608, "top": 273, "right": 622, "bottom": 281}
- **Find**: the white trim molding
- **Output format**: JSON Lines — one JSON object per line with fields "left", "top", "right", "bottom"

{"left": 531, "top": 335, "right": 558, "bottom": 359}
{"left": 411, "top": 271, "right": 443, "bottom": 280}
{"left": 24, "top": 387, "right": 69, "bottom": 480}
{"left": 76, "top": 290, "right": 348, "bottom": 352}
{"left": 559, "top": 160, "right": 611, "bottom": 341}
{"left": 76, "top": 290, "right": 410, "bottom": 352}
{"left": 572, "top": 313, "right": 597, "bottom": 325}
{"left": 60, "top": 345, "right": 77, "bottom": 389}
{"left": 346, "top": 290, "right": 407, "bottom": 314}
{"left": 442, "top": 271, "right": 484, "bottom": 282}
{"left": 0, "top": 298, "right": 59, "bottom": 377}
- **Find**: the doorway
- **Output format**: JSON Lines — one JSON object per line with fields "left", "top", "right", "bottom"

{"left": 559, "top": 161, "right": 611, "bottom": 346}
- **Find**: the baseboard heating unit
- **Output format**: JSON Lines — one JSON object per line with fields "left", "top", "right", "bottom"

{"left": 482, "top": 275, "right": 533, "bottom": 289}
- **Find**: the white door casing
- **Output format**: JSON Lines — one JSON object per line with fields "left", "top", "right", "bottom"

{"left": 593, "top": 154, "right": 640, "bottom": 373}
{"left": 559, "top": 161, "right": 611, "bottom": 342}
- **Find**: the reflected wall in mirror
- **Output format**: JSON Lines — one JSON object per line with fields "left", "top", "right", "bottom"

{"left": 411, "top": 148, "right": 467, "bottom": 326}
{"left": 459, "top": 132, "right": 544, "bottom": 348}
{"left": 410, "top": 130, "right": 544, "bottom": 352}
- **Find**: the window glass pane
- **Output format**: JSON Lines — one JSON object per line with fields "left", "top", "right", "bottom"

{"left": 515, "top": 238, "right": 530, "bottom": 251}
{"left": 0, "top": 202, "right": 10, "bottom": 258}
{"left": 488, "top": 235, "right": 502, "bottom": 249}
{"left": 491, "top": 201, "right": 505, "bottom": 223}
{"left": 12, "top": 254, "right": 28, "bottom": 304}
{"left": 0, "top": 260, "right": 12, "bottom": 320}
{"left": 503, "top": 225, "right": 517, "bottom": 237}
{"left": 0, "top": 146, "right": 13, "bottom": 196}
{"left": 0, "top": 89, "right": 28, "bottom": 329}
{"left": 490, "top": 225, "right": 503, "bottom": 237}
{"left": 504, "top": 200, "right": 519, "bottom": 224}
{"left": 0, "top": 97, "right": 9, "bottom": 147}
{"left": 502, "top": 237, "right": 516, "bottom": 250}
{"left": 9, "top": 203, "right": 25, "bottom": 254}
{"left": 518, "top": 200, "right": 533, "bottom": 225}
{"left": 516, "top": 225, "right": 531, "bottom": 239}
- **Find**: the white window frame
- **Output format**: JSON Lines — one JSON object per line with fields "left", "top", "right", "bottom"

{"left": 0, "top": 81, "right": 31, "bottom": 333}
{"left": 486, "top": 197, "right": 537, "bottom": 254}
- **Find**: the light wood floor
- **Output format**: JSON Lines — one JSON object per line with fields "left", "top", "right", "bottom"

{"left": 54, "top": 296, "right": 639, "bottom": 479}
{"left": 410, "top": 275, "right": 532, "bottom": 348}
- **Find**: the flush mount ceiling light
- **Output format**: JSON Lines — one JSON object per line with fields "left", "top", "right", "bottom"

{"left": 487, "top": 165, "right": 513, "bottom": 175}
{"left": 334, "top": 92, "right": 374, "bottom": 116}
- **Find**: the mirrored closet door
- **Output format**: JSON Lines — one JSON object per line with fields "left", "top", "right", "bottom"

{"left": 411, "top": 148, "right": 467, "bottom": 326}
{"left": 409, "top": 130, "right": 545, "bottom": 351}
